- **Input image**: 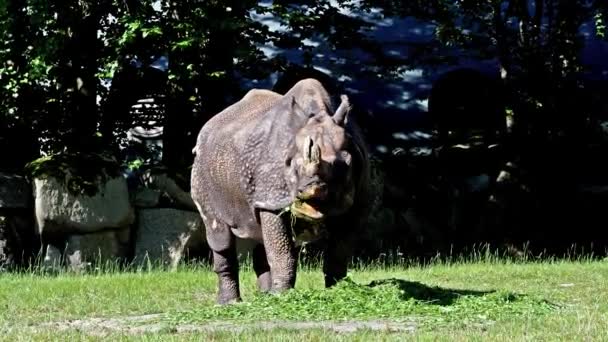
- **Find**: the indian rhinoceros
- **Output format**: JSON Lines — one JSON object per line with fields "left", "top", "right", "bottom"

{"left": 191, "top": 78, "right": 369, "bottom": 304}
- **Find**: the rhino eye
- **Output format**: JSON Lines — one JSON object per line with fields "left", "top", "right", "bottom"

{"left": 285, "top": 157, "right": 292, "bottom": 167}
{"left": 340, "top": 151, "right": 352, "bottom": 165}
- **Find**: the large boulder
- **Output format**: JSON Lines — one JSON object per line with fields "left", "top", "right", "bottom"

{"left": 33, "top": 176, "right": 134, "bottom": 235}
{"left": 0, "top": 215, "right": 37, "bottom": 270}
{"left": 0, "top": 173, "right": 36, "bottom": 269}
{"left": 0, "top": 217, "right": 11, "bottom": 271}
{"left": 65, "top": 228, "right": 131, "bottom": 271}
{"left": 132, "top": 187, "right": 162, "bottom": 208}
{"left": 42, "top": 244, "right": 62, "bottom": 270}
{"left": 137, "top": 170, "right": 197, "bottom": 211}
{"left": 134, "top": 208, "right": 206, "bottom": 268}
{"left": 127, "top": 168, "right": 196, "bottom": 210}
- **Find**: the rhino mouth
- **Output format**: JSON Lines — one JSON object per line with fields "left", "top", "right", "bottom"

{"left": 291, "top": 198, "right": 324, "bottom": 221}
{"left": 293, "top": 182, "right": 328, "bottom": 221}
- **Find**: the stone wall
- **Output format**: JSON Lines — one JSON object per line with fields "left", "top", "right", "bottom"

{"left": 0, "top": 169, "right": 210, "bottom": 272}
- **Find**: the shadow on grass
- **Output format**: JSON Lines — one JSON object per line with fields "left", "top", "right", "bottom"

{"left": 366, "top": 278, "right": 495, "bottom": 305}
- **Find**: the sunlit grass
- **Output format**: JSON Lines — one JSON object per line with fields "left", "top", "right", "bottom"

{"left": 171, "top": 277, "right": 554, "bottom": 326}
{"left": 0, "top": 253, "right": 607, "bottom": 340}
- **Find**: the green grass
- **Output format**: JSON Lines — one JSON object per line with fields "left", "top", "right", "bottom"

{"left": 171, "top": 278, "right": 553, "bottom": 324}
{"left": 1, "top": 259, "right": 608, "bottom": 340}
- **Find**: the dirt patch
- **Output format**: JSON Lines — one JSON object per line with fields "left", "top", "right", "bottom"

{"left": 35, "top": 314, "right": 417, "bottom": 336}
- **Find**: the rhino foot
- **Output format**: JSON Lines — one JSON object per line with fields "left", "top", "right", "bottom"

{"left": 323, "top": 230, "right": 353, "bottom": 288}
{"left": 217, "top": 293, "right": 242, "bottom": 305}
{"left": 211, "top": 245, "right": 241, "bottom": 305}
{"left": 269, "top": 285, "right": 292, "bottom": 295}
{"left": 256, "top": 271, "right": 272, "bottom": 293}
{"left": 216, "top": 273, "right": 242, "bottom": 304}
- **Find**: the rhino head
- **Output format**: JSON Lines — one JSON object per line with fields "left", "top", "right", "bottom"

{"left": 284, "top": 95, "right": 357, "bottom": 222}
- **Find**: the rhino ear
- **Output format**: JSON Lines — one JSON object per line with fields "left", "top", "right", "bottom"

{"left": 333, "top": 95, "right": 351, "bottom": 126}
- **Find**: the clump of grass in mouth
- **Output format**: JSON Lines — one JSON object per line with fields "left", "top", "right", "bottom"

{"left": 169, "top": 278, "right": 556, "bottom": 328}
{"left": 279, "top": 199, "right": 326, "bottom": 244}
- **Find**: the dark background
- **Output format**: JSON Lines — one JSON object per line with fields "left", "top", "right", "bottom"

{"left": 1, "top": 0, "right": 608, "bottom": 261}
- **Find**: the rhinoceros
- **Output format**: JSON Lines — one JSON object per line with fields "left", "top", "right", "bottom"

{"left": 191, "top": 78, "right": 369, "bottom": 304}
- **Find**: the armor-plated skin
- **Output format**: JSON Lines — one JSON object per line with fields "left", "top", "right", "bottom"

{"left": 191, "top": 79, "right": 369, "bottom": 304}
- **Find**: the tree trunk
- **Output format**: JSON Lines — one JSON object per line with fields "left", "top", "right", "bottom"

{"left": 68, "top": 11, "right": 99, "bottom": 152}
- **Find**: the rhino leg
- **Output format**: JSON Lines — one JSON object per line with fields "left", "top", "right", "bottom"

{"left": 259, "top": 211, "right": 297, "bottom": 292}
{"left": 252, "top": 244, "right": 272, "bottom": 292}
{"left": 323, "top": 231, "right": 354, "bottom": 287}
{"left": 204, "top": 218, "right": 241, "bottom": 304}
{"left": 212, "top": 246, "right": 241, "bottom": 304}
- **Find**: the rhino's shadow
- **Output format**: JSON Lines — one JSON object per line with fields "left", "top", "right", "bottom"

{"left": 366, "top": 278, "right": 494, "bottom": 306}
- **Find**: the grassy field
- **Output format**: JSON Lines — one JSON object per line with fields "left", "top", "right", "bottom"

{"left": 0, "top": 257, "right": 607, "bottom": 341}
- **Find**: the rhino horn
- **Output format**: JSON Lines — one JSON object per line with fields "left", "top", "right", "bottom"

{"left": 311, "top": 141, "right": 321, "bottom": 164}
{"left": 304, "top": 136, "right": 313, "bottom": 163}
{"left": 302, "top": 135, "right": 314, "bottom": 164}
{"left": 333, "top": 95, "right": 351, "bottom": 125}
{"left": 304, "top": 136, "right": 321, "bottom": 165}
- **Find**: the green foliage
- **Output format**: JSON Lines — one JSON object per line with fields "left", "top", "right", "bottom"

{"left": 0, "top": 0, "right": 604, "bottom": 177}
{"left": 172, "top": 278, "right": 553, "bottom": 325}
{"left": 596, "top": 11, "right": 606, "bottom": 38}
{"left": 127, "top": 158, "right": 144, "bottom": 172}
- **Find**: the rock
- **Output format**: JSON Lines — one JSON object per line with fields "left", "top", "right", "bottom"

{"left": 134, "top": 208, "right": 206, "bottom": 268}
{"left": 139, "top": 171, "right": 197, "bottom": 211}
{"left": 42, "top": 244, "right": 62, "bottom": 270}
{"left": 0, "top": 215, "right": 36, "bottom": 270}
{"left": 0, "top": 217, "right": 10, "bottom": 271}
{"left": 33, "top": 176, "right": 134, "bottom": 235}
{"left": 0, "top": 173, "right": 30, "bottom": 209}
{"left": 66, "top": 250, "right": 85, "bottom": 271}
{"left": 132, "top": 188, "right": 161, "bottom": 208}
{"left": 65, "top": 228, "right": 130, "bottom": 271}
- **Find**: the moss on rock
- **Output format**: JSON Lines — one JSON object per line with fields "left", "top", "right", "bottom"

{"left": 25, "top": 153, "right": 122, "bottom": 197}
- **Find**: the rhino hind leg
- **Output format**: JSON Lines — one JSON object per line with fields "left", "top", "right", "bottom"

{"left": 205, "top": 218, "right": 241, "bottom": 304}
{"left": 252, "top": 244, "right": 272, "bottom": 292}
{"left": 212, "top": 245, "right": 241, "bottom": 304}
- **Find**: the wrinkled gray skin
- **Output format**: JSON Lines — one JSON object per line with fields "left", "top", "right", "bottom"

{"left": 191, "top": 79, "right": 369, "bottom": 304}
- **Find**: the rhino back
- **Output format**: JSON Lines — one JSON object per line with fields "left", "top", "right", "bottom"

{"left": 193, "top": 89, "right": 282, "bottom": 151}
{"left": 191, "top": 89, "right": 282, "bottom": 231}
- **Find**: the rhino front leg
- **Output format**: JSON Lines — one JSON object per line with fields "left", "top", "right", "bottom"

{"left": 323, "top": 233, "right": 354, "bottom": 288}
{"left": 259, "top": 211, "right": 297, "bottom": 292}
{"left": 252, "top": 244, "right": 272, "bottom": 292}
